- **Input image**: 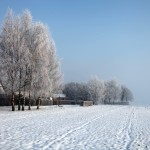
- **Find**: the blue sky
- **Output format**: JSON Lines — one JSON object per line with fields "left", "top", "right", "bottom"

{"left": 0, "top": 0, "right": 150, "bottom": 105}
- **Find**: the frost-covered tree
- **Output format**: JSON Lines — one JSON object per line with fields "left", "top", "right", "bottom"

{"left": 63, "top": 78, "right": 133, "bottom": 105}
{"left": 27, "top": 22, "right": 62, "bottom": 109}
{"left": 29, "top": 22, "right": 50, "bottom": 109}
{"left": 19, "top": 10, "right": 32, "bottom": 110}
{"left": 104, "top": 79, "right": 121, "bottom": 104}
{"left": 0, "top": 9, "right": 32, "bottom": 111}
{"left": 120, "top": 85, "right": 133, "bottom": 102}
{"left": 63, "top": 82, "right": 78, "bottom": 100}
{"left": 0, "top": 9, "right": 62, "bottom": 110}
{"left": 87, "top": 76, "right": 105, "bottom": 104}
{"left": 0, "top": 9, "right": 21, "bottom": 111}
{"left": 63, "top": 82, "right": 89, "bottom": 102}
{"left": 77, "top": 83, "right": 90, "bottom": 100}
{"left": 47, "top": 40, "right": 62, "bottom": 96}
{"left": 22, "top": 20, "right": 62, "bottom": 109}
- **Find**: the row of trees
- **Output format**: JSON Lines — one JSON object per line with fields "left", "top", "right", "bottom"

{"left": 0, "top": 9, "right": 62, "bottom": 111}
{"left": 63, "top": 76, "right": 133, "bottom": 105}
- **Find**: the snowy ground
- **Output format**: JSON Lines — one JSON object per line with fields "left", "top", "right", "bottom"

{"left": 0, "top": 105, "right": 150, "bottom": 150}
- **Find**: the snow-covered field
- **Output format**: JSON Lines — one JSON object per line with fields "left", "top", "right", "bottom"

{"left": 0, "top": 105, "right": 150, "bottom": 150}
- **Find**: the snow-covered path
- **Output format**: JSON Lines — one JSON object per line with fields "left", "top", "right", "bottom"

{"left": 0, "top": 105, "right": 150, "bottom": 150}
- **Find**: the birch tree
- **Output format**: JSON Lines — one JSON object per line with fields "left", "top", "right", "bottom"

{"left": 0, "top": 9, "right": 62, "bottom": 110}
{"left": 28, "top": 22, "right": 47, "bottom": 109}
{"left": 47, "top": 40, "right": 62, "bottom": 95}
{"left": 20, "top": 10, "right": 32, "bottom": 110}
{"left": 0, "top": 9, "right": 20, "bottom": 111}
{"left": 30, "top": 22, "right": 62, "bottom": 109}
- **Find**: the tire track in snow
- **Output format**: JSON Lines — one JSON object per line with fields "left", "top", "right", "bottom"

{"left": 125, "top": 107, "right": 134, "bottom": 150}
{"left": 111, "top": 106, "right": 135, "bottom": 149}
{"left": 43, "top": 107, "right": 123, "bottom": 150}
{"left": 1, "top": 106, "right": 149, "bottom": 150}
{"left": 120, "top": 107, "right": 150, "bottom": 150}
{"left": 126, "top": 107, "right": 150, "bottom": 150}
{"left": 101, "top": 106, "right": 134, "bottom": 150}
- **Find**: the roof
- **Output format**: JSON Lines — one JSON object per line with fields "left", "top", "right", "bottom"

{"left": 53, "top": 94, "right": 66, "bottom": 98}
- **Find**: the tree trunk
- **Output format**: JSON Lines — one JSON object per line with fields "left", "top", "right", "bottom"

{"left": 22, "top": 89, "right": 25, "bottom": 111}
{"left": 22, "top": 85, "right": 25, "bottom": 111}
{"left": 18, "top": 69, "right": 22, "bottom": 110}
{"left": 28, "top": 90, "right": 31, "bottom": 110}
{"left": 37, "top": 98, "right": 40, "bottom": 109}
{"left": 22, "top": 65, "right": 28, "bottom": 111}
{"left": 12, "top": 94, "right": 15, "bottom": 111}
{"left": 11, "top": 55, "right": 15, "bottom": 111}
{"left": 28, "top": 71, "right": 32, "bottom": 110}
{"left": 18, "top": 95, "right": 21, "bottom": 110}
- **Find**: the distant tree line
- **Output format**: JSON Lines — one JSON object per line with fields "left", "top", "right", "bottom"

{"left": 0, "top": 9, "right": 62, "bottom": 111}
{"left": 63, "top": 76, "right": 133, "bottom": 105}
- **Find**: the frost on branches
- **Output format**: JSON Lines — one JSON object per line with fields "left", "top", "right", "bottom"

{"left": 0, "top": 9, "right": 62, "bottom": 111}
{"left": 63, "top": 76, "right": 133, "bottom": 105}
